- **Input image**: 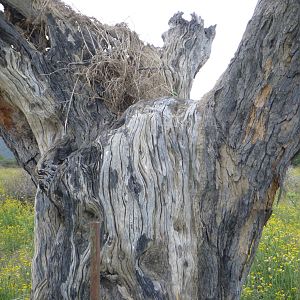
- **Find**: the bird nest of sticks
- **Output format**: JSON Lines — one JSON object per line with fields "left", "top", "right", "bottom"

{"left": 79, "top": 23, "right": 173, "bottom": 112}
{"left": 36, "top": 0, "right": 174, "bottom": 113}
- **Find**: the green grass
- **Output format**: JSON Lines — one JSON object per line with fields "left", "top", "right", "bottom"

{"left": 0, "top": 168, "right": 35, "bottom": 202}
{"left": 0, "top": 168, "right": 21, "bottom": 184}
{"left": 0, "top": 199, "right": 33, "bottom": 300}
{"left": 242, "top": 167, "right": 300, "bottom": 300}
{"left": 242, "top": 202, "right": 300, "bottom": 299}
{"left": 0, "top": 168, "right": 34, "bottom": 299}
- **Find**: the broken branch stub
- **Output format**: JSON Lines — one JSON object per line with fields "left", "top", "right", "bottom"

{"left": 162, "top": 12, "right": 216, "bottom": 98}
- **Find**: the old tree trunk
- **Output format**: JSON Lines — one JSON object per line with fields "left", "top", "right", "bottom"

{"left": 0, "top": 0, "right": 299, "bottom": 298}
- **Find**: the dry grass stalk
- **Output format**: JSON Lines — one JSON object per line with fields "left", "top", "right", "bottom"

{"left": 79, "top": 22, "right": 174, "bottom": 112}
{"left": 32, "top": 0, "right": 174, "bottom": 112}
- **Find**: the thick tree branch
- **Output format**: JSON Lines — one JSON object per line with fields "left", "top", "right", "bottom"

{"left": 196, "top": 0, "right": 300, "bottom": 296}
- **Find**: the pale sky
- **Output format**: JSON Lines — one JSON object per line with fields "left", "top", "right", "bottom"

{"left": 63, "top": 0, "right": 258, "bottom": 99}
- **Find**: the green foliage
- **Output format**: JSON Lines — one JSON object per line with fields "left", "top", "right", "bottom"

{"left": 284, "top": 167, "right": 300, "bottom": 207}
{"left": 0, "top": 155, "right": 17, "bottom": 168}
{"left": 292, "top": 152, "right": 300, "bottom": 167}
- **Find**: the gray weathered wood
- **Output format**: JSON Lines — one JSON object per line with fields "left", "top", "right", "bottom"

{"left": 1, "top": 0, "right": 35, "bottom": 19}
{"left": 162, "top": 12, "right": 215, "bottom": 98}
{"left": 0, "top": 0, "right": 299, "bottom": 299}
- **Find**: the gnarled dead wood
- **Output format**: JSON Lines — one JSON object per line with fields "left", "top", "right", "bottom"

{"left": 0, "top": 0, "right": 299, "bottom": 299}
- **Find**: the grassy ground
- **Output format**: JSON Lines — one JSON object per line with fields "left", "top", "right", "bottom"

{"left": 0, "top": 167, "right": 299, "bottom": 299}
{"left": 0, "top": 168, "right": 34, "bottom": 300}
{"left": 242, "top": 167, "right": 300, "bottom": 299}
{"left": 0, "top": 168, "right": 35, "bottom": 202}
{"left": 242, "top": 202, "right": 300, "bottom": 299}
{"left": 0, "top": 199, "right": 33, "bottom": 300}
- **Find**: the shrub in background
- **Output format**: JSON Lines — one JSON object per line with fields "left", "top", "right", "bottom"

{"left": 283, "top": 167, "right": 300, "bottom": 207}
{"left": 0, "top": 155, "right": 17, "bottom": 168}
{"left": 292, "top": 152, "right": 300, "bottom": 167}
{"left": 0, "top": 168, "right": 36, "bottom": 202}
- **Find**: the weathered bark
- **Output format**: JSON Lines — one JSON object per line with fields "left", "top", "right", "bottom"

{"left": 0, "top": 0, "right": 299, "bottom": 299}
{"left": 162, "top": 12, "right": 215, "bottom": 98}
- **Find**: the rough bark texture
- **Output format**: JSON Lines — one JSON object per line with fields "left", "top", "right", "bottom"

{"left": 0, "top": 0, "right": 299, "bottom": 299}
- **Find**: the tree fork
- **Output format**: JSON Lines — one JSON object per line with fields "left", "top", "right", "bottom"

{"left": 0, "top": 0, "right": 299, "bottom": 299}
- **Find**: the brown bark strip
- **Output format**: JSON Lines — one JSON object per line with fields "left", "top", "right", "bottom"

{"left": 254, "top": 84, "right": 272, "bottom": 108}
{"left": 0, "top": 95, "right": 14, "bottom": 130}
{"left": 243, "top": 84, "right": 272, "bottom": 143}
{"left": 90, "top": 222, "right": 101, "bottom": 300}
